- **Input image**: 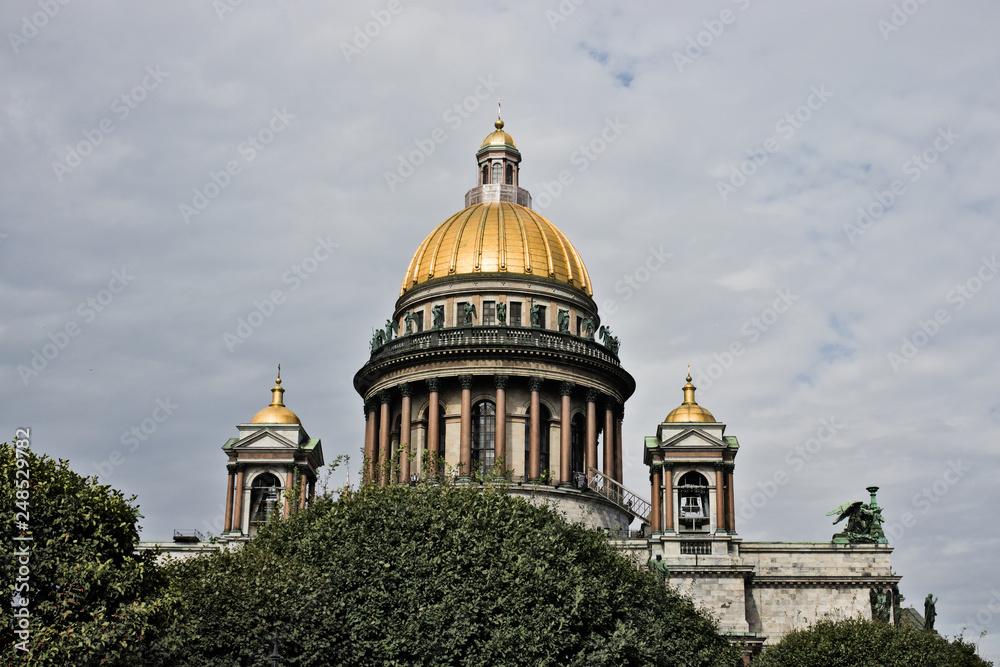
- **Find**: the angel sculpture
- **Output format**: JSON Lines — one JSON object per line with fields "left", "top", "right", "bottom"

{"left": 827, "top": 486, "right": 887, "bottom": 544}
{"left": 464, "top": 302, "right": 477, "bottom": 326}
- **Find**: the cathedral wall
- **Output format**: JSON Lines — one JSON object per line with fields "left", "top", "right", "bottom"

{"left": 508, "top": 486, "right": 632, "bottom": 532}
{"left": 739, "top": 542, "right": 893, "bottom": 577}
{"left": 670, "top": 573, "right": 750, "bottom": 634}
{"left": 747, "top": 584, "right": 870, "bottom": 640}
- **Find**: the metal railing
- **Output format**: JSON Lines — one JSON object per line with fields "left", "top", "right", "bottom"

{"left": 368, "top": 326, "right": 621, "bottom": 366}
{"left": 582, "top": 467, "right": 651, "bottom": 523}
{"left": 172, "top": 529, "right": 205, "bottom": 543}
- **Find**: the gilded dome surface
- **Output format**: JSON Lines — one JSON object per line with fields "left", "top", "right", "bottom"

{"left": 480, "top": 118, "right": 516, "bottom": 149}
{"left": 400, "top": 202, "right": 592, "bottom": 296}
{"left": 665, "top": 375, "right": 716, "bottom": 423}
{"left": 250, "top": 377, "right": 301, "bottom": 424}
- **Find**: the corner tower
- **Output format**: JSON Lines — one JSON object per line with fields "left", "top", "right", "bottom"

{"left": 354, "top": 117, "right": 637, "bottom": 530}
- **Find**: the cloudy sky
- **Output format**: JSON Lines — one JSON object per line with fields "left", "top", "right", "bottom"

{"left": 3, "top": 0, "right": 999, "bottom": 656}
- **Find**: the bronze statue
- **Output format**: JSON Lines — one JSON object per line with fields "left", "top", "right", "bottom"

{"left": 828, "top": 486, "right": 888, "bottom": 544}
{"left": 496, "top": 301, "right": 507, "bottom": 325}
{"left": 530, "top": 303, "right": 541, "bottom": 328}
{"left": 924, "top": 594, "right": 937, "bottom": 632}
{"left": 582, "top": 316, "right": 596, "bottom": 340}
{"left": 404, "top": 311, "right": 414, "bottom": 335}
{"left": 646, "top": 552, "right": 670, "bottom": 585}
{"left": 432, "top": 305, "right": 445, "bottom": 329}
{"left": 558, "top": 309, "right": 570, "bottom": 333}
{"left": 870, "top": 588, "right": 890, "bottom": 623}
{"left": 598, "top": 326, "right": 620, "bottom": 355}
{"left": 464, "top": 302, "right": 477, "bottom": 326}
{"left": 384, "top": 319, "right": 397, "bottom": 342}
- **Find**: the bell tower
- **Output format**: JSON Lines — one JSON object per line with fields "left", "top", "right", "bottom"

{"left": 220, "top": 370, "right": 324, "bottom": 537}
{"left": 645, "top": 374, "right": 739, "bottom": 539}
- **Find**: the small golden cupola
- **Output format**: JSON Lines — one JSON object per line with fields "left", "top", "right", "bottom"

{"left": 250, "top": 370, "right": 301, "bottom": 425}
{"left": 664, "top": 374, "right": 716, "bottom": 423}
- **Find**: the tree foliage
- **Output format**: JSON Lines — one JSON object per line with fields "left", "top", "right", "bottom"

{"left": 155, "top": 483, "right": 742, "bottom": 666}
{"left": 754, "top": 617, "right": 991, "bottom": 667}
{"left": 1, "top": 442, "right": 171, "bottom": 666}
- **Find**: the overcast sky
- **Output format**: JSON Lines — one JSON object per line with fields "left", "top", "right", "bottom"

{"left": 3, "top": 0, "right": 999, "bottom": 657}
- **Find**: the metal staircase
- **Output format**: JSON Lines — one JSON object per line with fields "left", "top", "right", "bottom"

{"left": 581, "top": 467, "right": 651, "bottom": 524}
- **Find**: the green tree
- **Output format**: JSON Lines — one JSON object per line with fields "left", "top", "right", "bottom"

{"left": 754, "top": 617, "right": 991, "bottom": 667}
{"left": 1, "top": 442, "right": 171, "bottom": 666}
{"left": 155, "top": 483, "right": 742, "bottom": 666}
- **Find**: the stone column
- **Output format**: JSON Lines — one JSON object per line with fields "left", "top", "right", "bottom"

{"left": 528, "top": 377, "right": 543, "bottom": 482}
{"left": 298, "top": 470, "right": 307, "bottom": 509}
{"left": 663, "top": 464, "right": 674, "bottom": 533}
{"left": 426, "top": 378, "right": 440, "bottom": 476}
{"left": 459, "top": 375, "right": 473, "bottom": 479}
{"left": 615, "top": 406, "right": 623, "bottom": 484}
{"left": 650, "top": 464, "right": 661, "bottom": 534}
{"left": 283, "top": 465, "right": 294, "bottom": 518}
{"left": 223, "top": 465, "right": 235, "bottom": 532}
{"left": 714, "top": 463, "right": 726, "bottom": 534}
{"left": 585, "top": 389, "right": 598, "bottom": 473}
{"left": 494, "top": 375, "right": 508, "bottom": 475}
{"left": 726, "top": 465, "right": 736, "bottom": 533}
{"left": 559, "top": 382, "right": 574, "bottom": 486}
{"left": 233, "top": 464, "right": 245, "bottom": 534}
{"left": 603, "top": 402, "right": 615, "bottom": 479}
{"left": 379, "top": 390, "right": 391, "bottom": 487}
{"left": 399, "top": 383, "right": 412, "bottom": 484}
{"left": 308, "top": 478, "right": 315, "bottom": 504}
{"left": 365, "top": 401, "right": 378, "bottom": 486}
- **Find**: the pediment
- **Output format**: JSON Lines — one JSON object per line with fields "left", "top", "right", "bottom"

{"left": 660, "top": 428, "right": 726, "bottom": 449}
{"left": 231, "top": 429, "right": 300, "bottom": 450}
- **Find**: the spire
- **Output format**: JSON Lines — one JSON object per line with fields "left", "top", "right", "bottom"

{"left": 681, "top": 374, "right": 697, "bottom": 406}
{"left": 496, "top": 99, "right": 504, "bottom": 130}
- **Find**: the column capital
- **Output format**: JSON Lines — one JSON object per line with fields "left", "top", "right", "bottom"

{"left": 560, "top": 381, "right": 575, "bottom": 396}
{"left": 529, "top": 376, "right": 544, "bottom": 392}
{"left": 714, "top": 461, "right": 725, "bottom": 471}
{"left": 398, "top": 382, "right": 413, "bottom": 397}
{"left": 459, "top": 374, "right": 474, "bottom": 390}
{"left": 379, "top": 390, "right": 392, "bottom": 404}
{"left": 585, "top": 387, "right": 600, "bottom": 403}
{"left": 234, "top": 462, "right": 246, "bottom": 473}
{"left": 725, "top": 462, "right": 736, "bottom": 472}
{"left": 425, "top": 377, "right": 440, "bottom": 393}
{"left": 285, "top": 463, "right": 297, "bottom": 473}
{"left": 494, "top": 374, "right": 509, "bottom": 390}
{"left": 226, "top": 464, "right": 237, "bottom": 474}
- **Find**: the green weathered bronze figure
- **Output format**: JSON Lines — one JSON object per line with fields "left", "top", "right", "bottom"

{"left": 924, "top": 594, "right": 937, "bottom": 632}
{"left": 828, "top": 486, "right": 888, "bottom": 544}
{"left": 496, "top": 301, "right": 507, "bottom": 325}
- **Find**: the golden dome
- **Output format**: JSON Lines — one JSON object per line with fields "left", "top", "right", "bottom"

{"left": 250, "top": 375, "right": 301, "bottom": 425}
{"left": 480, "top": 118, "right": 516, "bottom": 149}
{"left": 401, "top": 202, "right": 592, "bottom": 296}
{"left": 665, "top": 375, "right": 716, "bottom": 423}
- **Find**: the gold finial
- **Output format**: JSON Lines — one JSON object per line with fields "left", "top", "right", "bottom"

{"left": 495, "top": 99, "right": 504, "bottom": 130}
{"left": 269, "top": 369, "right": 285, "bottom": 407}
{"left": 682, "top": 373, "right": 697, "bottom": 405}
{"left": 277, "top": 363, "right": 281, "bottom": 380}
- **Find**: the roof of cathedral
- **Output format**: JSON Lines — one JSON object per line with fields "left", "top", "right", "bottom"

{"left": 665, "top": 375, "right": 717, "bottom": 423}
{"left": 250, "top": 374, "right": 301, "bottom": 425}
{"left": 480, "top": 117, "right": 517, "bottom": 149}
{"left": 400, "top": 201, "right": 593, "bottom": 296}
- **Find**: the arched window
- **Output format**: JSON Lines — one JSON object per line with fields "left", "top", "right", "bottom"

{"left": 481, "top": 164, "right": 489, "bottom": 185}
{"left": 505, "top": 164, "right": 514, "bottom": 185}
{"left": 677, "top": 471, "right": 710, "bottom": 532}
{"left": 571, "top": 413, "right": 585, "bottom": 476}
{"left": 472, "top": 400, "right": 496, "bottom": 476}
{"left": 524, "top": 405, "right": 552, "bottom": 480}
{"left": 492, "top": 162, "right": 502, "bottom": 185}
{"left": 249, "top": 472, "right": 281, "bottom": 531}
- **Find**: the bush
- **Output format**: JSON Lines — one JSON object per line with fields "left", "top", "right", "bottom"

{"left": 754, "top": 617, "right": 991, "bottom": 667}
{"left": 156, "top": 483, "right": 742, "bottom": 666}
